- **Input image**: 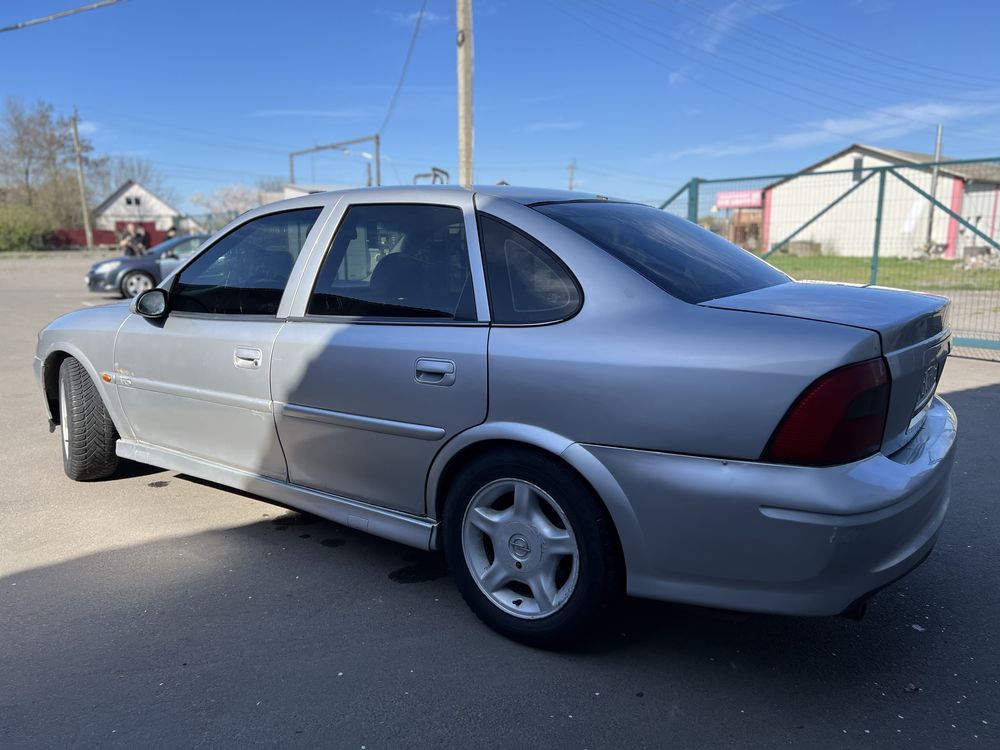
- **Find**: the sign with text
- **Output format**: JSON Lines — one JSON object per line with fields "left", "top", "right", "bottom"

{"left": 715, "top": 189, "right": 762, "bottom": 209}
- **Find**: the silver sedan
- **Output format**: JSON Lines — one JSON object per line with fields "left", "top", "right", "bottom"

{"left": 34, "top": 186, "right": 957, "bottom": 645}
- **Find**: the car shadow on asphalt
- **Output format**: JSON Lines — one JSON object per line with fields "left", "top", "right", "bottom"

{"left": 4, "top": 382, "right": 995, "bottom": 719}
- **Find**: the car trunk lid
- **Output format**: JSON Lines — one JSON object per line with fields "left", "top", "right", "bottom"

{"left": 702, "top": 281, "right": 950, "bottom": 456}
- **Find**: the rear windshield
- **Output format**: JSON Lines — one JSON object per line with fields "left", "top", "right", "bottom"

{"left": 534, "top": 201, "right": 788, "bottom": 304}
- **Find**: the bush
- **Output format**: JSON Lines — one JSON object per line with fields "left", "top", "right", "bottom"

{"left": 0, "top": 205, "right": 50, "bottom": 253}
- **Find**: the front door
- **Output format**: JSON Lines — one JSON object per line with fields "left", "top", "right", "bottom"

{"left": 271, "top": 200, "right": 490, "bottom": 515}
{"left": 115, "top": 207, "right": 325, "bottom": 479}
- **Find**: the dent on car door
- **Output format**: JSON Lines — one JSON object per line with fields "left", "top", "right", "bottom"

{"left": 271, "top": 202, "right": 489, "bottom": 515}
{"left": 114, "top": 208, "right": 324, "bottom": 478}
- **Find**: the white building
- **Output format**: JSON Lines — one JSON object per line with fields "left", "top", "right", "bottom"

{"left": 93, "top": 180, "right": 204, "bottom": 239}
{"left": 762, "top": 144, "right": 1000, "bottom": 258}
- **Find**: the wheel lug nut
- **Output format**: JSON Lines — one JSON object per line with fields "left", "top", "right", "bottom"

{"left": 515, "top": 562, "right": 522, "bottom": 569}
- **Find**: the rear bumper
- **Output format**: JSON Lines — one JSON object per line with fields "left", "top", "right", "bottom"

{"left": 581, "top": 396, "right": 958, "bottom": 616}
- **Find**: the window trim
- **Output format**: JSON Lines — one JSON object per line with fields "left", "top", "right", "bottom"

{"left": 304, "top": 201, "right": 481, "bottom": 325}
{"left": 475, "top": 211, "right": 584, "bottom": 327}
{"left": 164, "top": 205, "right": 325, "bottom": 319}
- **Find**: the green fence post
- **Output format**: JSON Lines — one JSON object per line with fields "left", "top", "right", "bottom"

{"left": 870, "top": 169, "right": 887, "bottom": 285}
{"left": 687, "top": 178, "right": 702, "bottom": 223}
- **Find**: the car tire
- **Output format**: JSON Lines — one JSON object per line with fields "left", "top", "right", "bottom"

{"left": 58, "top": 357, "right": 119, "bottom": 481}
{"left": 120, "top": 271, "right": 155, "bottom": 298}
{"left": 443, "top": 448, "right": 623, "bottom": 647}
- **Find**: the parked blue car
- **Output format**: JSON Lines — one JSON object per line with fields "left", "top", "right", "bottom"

{"left": 86, "top": 234, "right": 210, "bottom": 297}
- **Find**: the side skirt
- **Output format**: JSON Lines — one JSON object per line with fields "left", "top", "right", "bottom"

{"left": 116, "top": 439, "right": 438, "bottom": 550}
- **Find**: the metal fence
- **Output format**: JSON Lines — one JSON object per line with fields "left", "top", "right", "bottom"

{"left": 659, "top": 157, "right": 1000, "bottom": 360}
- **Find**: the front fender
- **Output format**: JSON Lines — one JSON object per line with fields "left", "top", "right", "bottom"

{"left": 36, "top": 305, "right": 134, "bottom": 440}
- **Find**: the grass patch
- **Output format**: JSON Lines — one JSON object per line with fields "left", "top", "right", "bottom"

{"left": 765, "top": 255, "right": 1000, "bottom": 291}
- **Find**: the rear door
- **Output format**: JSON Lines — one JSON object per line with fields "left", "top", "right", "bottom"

{"left": 271, "top": 195, "right": 490, "bottom": 515}
{"left": 115, "top": 207, "right": 326, "bottom": 478}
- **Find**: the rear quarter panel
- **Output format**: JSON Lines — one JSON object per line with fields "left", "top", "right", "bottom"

{"left": 478, "top": 197, "right": 882, "bottom": 460}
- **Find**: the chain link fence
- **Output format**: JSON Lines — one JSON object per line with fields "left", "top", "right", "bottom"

{"left": 660, "top": 155, "right": 1000, "bottom": 360}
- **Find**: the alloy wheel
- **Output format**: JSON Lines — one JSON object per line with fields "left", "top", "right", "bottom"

{"left": 461, "top": 478, "right": 580, "bottom": 619}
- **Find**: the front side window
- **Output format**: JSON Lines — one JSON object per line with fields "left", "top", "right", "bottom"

{"left": 308, "top": 204, "right": 474, "bottom": 320}
{"left": 478, "top": 213, "right": 581, "bottom": 324}
{"left": 534, "top": 201, "right": 788, "bottom": 304}
{"left": 172, "top": 208, "right": 321, "bottom": 315}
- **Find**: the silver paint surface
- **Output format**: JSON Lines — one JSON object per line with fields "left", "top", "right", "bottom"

{"left": 34, "top": 185, "right": 959, "bottom": 617}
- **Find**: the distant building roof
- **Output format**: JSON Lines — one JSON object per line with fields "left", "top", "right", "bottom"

{"left": 777, "top": 144, "right": 1000, "bottom": 186}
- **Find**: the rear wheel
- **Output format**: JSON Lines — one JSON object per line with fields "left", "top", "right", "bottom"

{"left": 443, "top": 449, "right": 622, "bottom": 647}
{"left": 58, "top": 357, "right": 119, "bottom": 481}
{"left": 120, "top": 271, "right": 154, "bottom": 298}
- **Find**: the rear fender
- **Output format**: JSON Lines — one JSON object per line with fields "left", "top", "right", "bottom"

{"left": 425, "top": 422, "right": 648, "bottom": 576}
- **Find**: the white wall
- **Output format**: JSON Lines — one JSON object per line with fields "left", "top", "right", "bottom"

{"left": 765, "top": 151, "right": 969, "bottom": 258}
{"left": 94, "top": 184, "right": 179, "bottom": 232}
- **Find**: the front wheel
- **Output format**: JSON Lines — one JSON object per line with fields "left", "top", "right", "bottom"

{"left": 443, "top": 449, "right": 622, "bottom": 647}
{"left": 59, "top": 357, "right": 119, "bottom": 481}
{"left": 120, "top": 271, "right": 154, "bottom": 298}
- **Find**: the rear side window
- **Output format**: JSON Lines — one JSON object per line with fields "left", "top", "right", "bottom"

{"left": 478, "top": 213, "right": 581, "bottom": 324}
{"left": 308, "top": 204, "right": 475, "bottom": 320}
{"left": 534, "top": 201, "right": 788, "bottom": 304}
{"left": 172, "top": 208, "right": 321, "bottom": 315}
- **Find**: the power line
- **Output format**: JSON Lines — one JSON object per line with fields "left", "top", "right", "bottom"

{"left": 559, "top": 0, "right": 986, "bottom": 135}
{"left": 379, "top": 0, "right": 429, "bottom": 134}
{"left": 737, "top": 0, "right": 1000, "bottom": 88}
{"left": 0, "top": 0, "right": 126, "bottom": 34}
{"left": 639, "top": 0, "right": 999, "bottom": 105}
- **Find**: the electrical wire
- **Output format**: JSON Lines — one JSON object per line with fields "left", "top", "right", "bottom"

{"left": 379, "top": 0, "right": 429, "bottom": 135}
{"left": 0, "top": 0, "right": 125, "bottom": 34}
{"left": 555, "top": 0, "right": 991, "bottom": 135}
{"left": 737, "top": 0, "right": 1000, "bottom": 88}
{"left": 639, "top": 0, "right": 1000, "bottom": 105}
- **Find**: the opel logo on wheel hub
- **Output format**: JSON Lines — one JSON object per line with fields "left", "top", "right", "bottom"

{"left": 508, "top": 534, "right": 531, "bottom": 560}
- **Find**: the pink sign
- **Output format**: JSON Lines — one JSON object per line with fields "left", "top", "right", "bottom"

{"left": 716, "top": 189, "right": 762, "bottom": 209}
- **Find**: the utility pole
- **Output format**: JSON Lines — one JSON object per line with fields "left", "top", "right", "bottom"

{"left": 925, "top": 123, "right": 943, "bottom": 249}
{"left": 70, "top": 107, "right": 93, "bottom": 252}
{"left": 457, "top": 0, "right": 474, "bottom": 186}
{"left": 568, "top": 160, "right": 576, "bottom": 190}
{"left": 288, "top": 134, "right": 381, "bottom": 186}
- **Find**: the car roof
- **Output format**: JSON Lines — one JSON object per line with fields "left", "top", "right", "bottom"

{"left": 279, "top": 184, "right": 631, "bottom": 208}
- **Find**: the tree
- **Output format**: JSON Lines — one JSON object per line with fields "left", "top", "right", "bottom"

{"left": 190, "top": 184, "right": 263, "bottom": 216}
{"left": 88, "top": 155, "right": 176, "bottom": 205}
{"left": 0, "top": 98, "right": 84, "bottom": 227}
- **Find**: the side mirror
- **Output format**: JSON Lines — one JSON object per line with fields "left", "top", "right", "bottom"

{"left": 131, "top": 288, "right": 169, "bottom": 319}
{"left": 162, "top": 249, "right": 176, "bottom": 259}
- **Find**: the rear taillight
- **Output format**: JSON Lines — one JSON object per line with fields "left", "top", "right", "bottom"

{"left": 763, "top": 358, "right": 890, "bottom": 467}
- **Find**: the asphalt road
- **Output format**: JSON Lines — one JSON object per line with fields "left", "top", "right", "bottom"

{"left": 1, "top": 254, "right": 998, "bottom": 749}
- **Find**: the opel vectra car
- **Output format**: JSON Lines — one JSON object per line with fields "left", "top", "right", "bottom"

{"left": 86, "top": 233, "right": 210, "bottom": 298}
{"left": 35, "top": 186, "right": 957, "bottom": 645}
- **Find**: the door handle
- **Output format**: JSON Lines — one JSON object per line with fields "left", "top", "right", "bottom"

{"left": 234, "top": 346, "right": 262, "bottom": 369}
{"left": 415, "top": 358, "right": 456, "bottom": 386}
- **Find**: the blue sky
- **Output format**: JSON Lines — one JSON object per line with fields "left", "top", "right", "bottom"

{"left": 3, "top": 0, "right": 1000, "bottom": 211}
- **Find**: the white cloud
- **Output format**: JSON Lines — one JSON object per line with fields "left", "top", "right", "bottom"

{"left": 76, "top": 120, "right": 99, "bottom": 135}
{"left": 522, "top": 120, "right": 585, "bottom": 132}
{"left": 657, "top": 96, "right": 1000, "bottom": 161}
{"left": 698, "top": 1, "right": 782, "bottom": 53}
